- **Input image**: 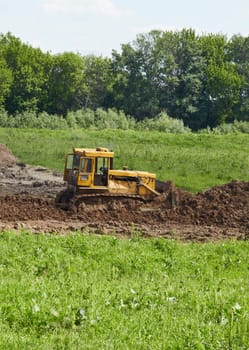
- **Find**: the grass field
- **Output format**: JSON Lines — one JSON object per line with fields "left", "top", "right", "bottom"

{"left": 0, "top": 128, "right": 248, "bottom": 192}
{"left": 0, "top": 231, "right": 248, "bottom": 350}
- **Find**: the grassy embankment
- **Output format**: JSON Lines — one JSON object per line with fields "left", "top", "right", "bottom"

{"left": 0, "top": 128, "right": 248, "bottom": 192}
{"left": 0, "top": 231, "right": 248, "bottom": 349}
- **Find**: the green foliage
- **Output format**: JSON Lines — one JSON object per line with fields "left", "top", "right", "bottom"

{"left": 137, "top": 111, "right": 191, "bottom": 133}
{"left": 0, "top": 108, "right": 9, "bottom": 127}
{"left": 212, "top": 120, "right": 249, "bottom": 134}
{"left": 199, "top": 120, "right": 249, "bottom": 134}
{"left": 165, "top": 29, "right": 205, "bottom": 129}
{"left": 46, "top": 52, "right": 86, "bottom": 115}
{"left": 0, "top": 110, "right": 68, "bottom": 129}
{"left": 0, "top": 231, "right": 248, "bottom": 349}
{"left": 233, "top": 120, "right": 249, "bottom": 133}
{"left": 0, "top": 108, "right": 136, "bottom": 130}
{"left": 0, "top": 56, "right": 13, "bottom": 106}
{"left": 94, "top": 108, "right": 135, "bottom": 130}
{"left": 1, "top": 30, "right": 249, "bottom": 130}
{"left": 1, "top": 109, "right": 248, "bottom": 135}
{"left": 82, "top": 55, "right": 114, "bottom": 109}
{"left": 0, "top": 33, "right": 51, "bottom": 114}
{"left": 0, "top": 128, "right": 248, "bottom": 192}
{"left": 66, "top": 109, "right": 95, "bottom": 128}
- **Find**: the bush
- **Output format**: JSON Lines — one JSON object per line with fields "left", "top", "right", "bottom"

{"left": 66, "top": 109, "right": 95, "bottom": 129}
{"left": 137, "top": 112, "right": 191, "bottom": 133}
{"left": 65, "top": 108, "right": 136, "bottom": 130}
{"left": 1, "top": 107, "right": 247, "bottom": 133}
{"left": 94, "top": 108, "right": 135, "bottom": 130}
{"left": 0, "top": 108, "right": 9, "bottom": 127}
{"left": 0, "top": 111, "right": 68, "bottom": 129}
{"left": 38, "top": 112, "right": 68, "bottom": 129}
{"left": 199, "top": 120, "right": 249, "bottom": 134}
{"left": 233, "top": 120, "right": 249, "bottom": 133}
{"left": 0, "top": 108, "right": 136, "bottom": 130}
{"left": 8, "top": 110, "right": 38, "bottom": 128}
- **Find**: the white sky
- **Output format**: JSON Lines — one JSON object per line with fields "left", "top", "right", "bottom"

{"left": 1, "top": 0, "right": 249, "bottom": 57}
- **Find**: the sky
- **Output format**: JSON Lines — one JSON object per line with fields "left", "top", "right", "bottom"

{"left": 1, "top": 0, "right": 249, "bottom": 57}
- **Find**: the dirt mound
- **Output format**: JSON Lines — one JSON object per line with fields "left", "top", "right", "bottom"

{"left": 0, "top": 144, "right": 17, "bottom": 165}
{"left": 180, "top": 181, "right": 249, "bottom": 228}
{"left": 0, "top": 180, "right": 248, "bottom": 242}
{"left": 0, "top": 195, "right": 67, "bottom": 221}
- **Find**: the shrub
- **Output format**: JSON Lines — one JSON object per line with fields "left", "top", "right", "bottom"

{"left": 94, "top": 108, "right": 135, "bottom": 130}
{"left": 9, "top": 110, "right": 38, "bottom": 128}
{"left": 233, "top": 120, "right": 249, "bottom": 133}
{"left": 1, "top": 107, "right": 247, "bottom": 133}
{"left": 137, "top": 112, "right": 191, "bottom": 133}
{"left": 38, "top": 112, "right": 68, "bottom": 129}
{"left": 199, "top": 120, "right": 249, "bottom": 134}
{"left": 0, "top": 108, "right": 9, "bottom": 127}
{"left": 66, "top": 109, "right": 95, "bottom": 129}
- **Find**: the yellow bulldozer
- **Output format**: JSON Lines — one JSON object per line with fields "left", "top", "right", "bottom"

{"left": 55, "top": 147, "right": 169, "bottom": 210}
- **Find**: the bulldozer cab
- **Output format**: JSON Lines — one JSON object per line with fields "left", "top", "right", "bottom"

{"left": 63, "top": 148, "right": 113, "bottom": 189}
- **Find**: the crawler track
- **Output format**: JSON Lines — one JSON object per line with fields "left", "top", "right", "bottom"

{"left": 55, "top": 189, "right": 147, "bottom": 211}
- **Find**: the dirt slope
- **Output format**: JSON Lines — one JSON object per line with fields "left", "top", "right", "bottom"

{"left": 0, "top": 144, "right": 17, "bottom": 165}
{"left": 0, "top": 144, "right": 248, "bottom": 241}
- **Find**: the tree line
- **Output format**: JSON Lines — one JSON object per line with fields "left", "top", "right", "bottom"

{"left": 0, "top": 30, "right": 249, "bottom": 130}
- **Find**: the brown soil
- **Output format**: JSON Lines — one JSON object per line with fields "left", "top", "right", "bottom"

{"left": 0, "top": 144, "right": 248, "bottom": 242}
{"left": 0, "top": 144, "right": 17, "bottom": 165}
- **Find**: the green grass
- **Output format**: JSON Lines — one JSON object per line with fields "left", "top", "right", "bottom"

{"left": 0, "top": 128, "right": 248, "bottom": 192}
{"left": 0, "top": 129, "right": 248, "bottom": 348}
{"left": 0, "top": 231, "right": 248, "bottom": 349}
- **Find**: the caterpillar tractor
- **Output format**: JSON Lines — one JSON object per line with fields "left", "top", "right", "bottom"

{"left": 55, "top": 147, "right": 166, "bottom": 210}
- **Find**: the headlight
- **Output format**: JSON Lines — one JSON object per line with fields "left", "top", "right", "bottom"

{"left": 80, "top": 175, "right": 88, "bottom": 181}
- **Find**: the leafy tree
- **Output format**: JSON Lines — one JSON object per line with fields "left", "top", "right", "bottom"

{"left": 111, "top": 31, "right": 179, "bottom": 120}
{"left": 46, "top": 52, "right": 86, "bottom": 115}
{"left": 0, "top": 55, "right": 13, "bottom": 107}
{"left": 111, "top": 30, "right": 245, "bottom": 129}
{"left": 160, "top": 29, "right": 206, "bottom": 130}
{"left": 111, "top": 29, "right": 206, "bottom": 128}
{"left": 81, "top": 55, "right": 114, "bottom": 110}
{"left": 111, "top": 42, "right": 149, "bottom": 119}
{"left": 228, "top": 35, "right": 249, "bottom": 121}
{"left": 0, "top": 33, "right": 50, "bottom": 114}
{"left": 198, "top": 34, "right": 243, "bottom": 127}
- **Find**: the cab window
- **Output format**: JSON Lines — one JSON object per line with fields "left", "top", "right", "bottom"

{"left": 95, "top": 157, "right": 109, "bottom": 173}
{"left": 66, "top": 154, "right": 73, "bottom": 169}
{"left": 80, "top": 158, "right": 93, "bottom": 173}
{"left": 73, "top": 154, "right": 80, "bottom": 169}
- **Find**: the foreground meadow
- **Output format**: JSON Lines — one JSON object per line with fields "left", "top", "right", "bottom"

{"left": 0, "top": 128, "right": 248, "bottom": 192}
{"left": 0, "top": 231, "right": 248, "bottom": 349}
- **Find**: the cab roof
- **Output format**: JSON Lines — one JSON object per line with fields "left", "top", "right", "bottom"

{"left": 73, "top": 147, "right": 114, "bottom": 158}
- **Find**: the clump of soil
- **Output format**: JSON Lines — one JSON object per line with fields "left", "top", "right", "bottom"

{"left": 0, "top": 144, "right": 17, "bottom": 165}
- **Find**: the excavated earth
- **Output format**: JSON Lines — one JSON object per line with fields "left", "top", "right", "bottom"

{"left": 0, "top": 144, "right": 248, "bottom": 242}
